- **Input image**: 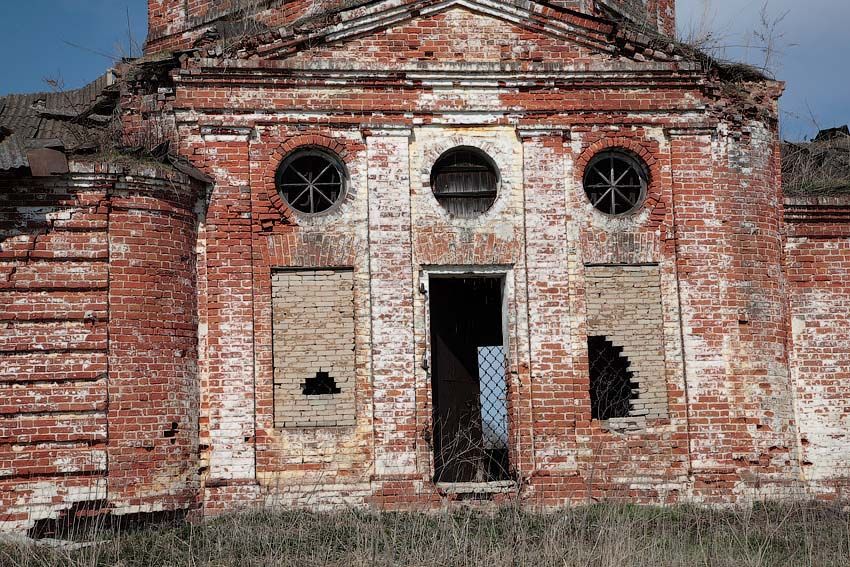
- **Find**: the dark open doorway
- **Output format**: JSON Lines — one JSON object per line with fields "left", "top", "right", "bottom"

{"left": 429, "top": 276, "right": 510, "bottom": 483}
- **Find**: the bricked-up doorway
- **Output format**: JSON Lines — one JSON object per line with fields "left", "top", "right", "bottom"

{"left": 429, "top": 276, "right": 510, "bottom": 483}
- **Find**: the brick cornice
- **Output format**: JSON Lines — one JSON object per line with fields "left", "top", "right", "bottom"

{"left": 784, "top": 195, "right": 850, "bottom": 228}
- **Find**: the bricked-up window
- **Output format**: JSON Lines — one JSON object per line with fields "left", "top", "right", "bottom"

{"left": 588, "top": 336, "right": 637, "bottom": 420}
{"left": 275, "top": 148, "right": 347, "bottom": 214}
{"left": 430, "top": 147, "right": 498, "bottom": 217}
{"left": 272, "top": 269, "right": 356, "bottom": 427}
{"left": 585, "top": 265, "right": 668, "bottom": 425}
{"left": 583, "top": 150, "right": 648, "bottom": 216}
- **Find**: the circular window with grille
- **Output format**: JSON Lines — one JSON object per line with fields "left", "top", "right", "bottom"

{"left": 275, "top": 148, "right": 347, "bottom": 215}
{"left": 582, "top": 150, "right": 649, "bottom": 216}
{"left": 430, "top": 147, "right": 499, "bottom": 218}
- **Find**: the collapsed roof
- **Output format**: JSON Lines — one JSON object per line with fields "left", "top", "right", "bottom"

{"left": 0, "top": 72, "right": 211, "bottom": 183}
{"left": 0, "top": 73, "right": 119, "bottom": 171}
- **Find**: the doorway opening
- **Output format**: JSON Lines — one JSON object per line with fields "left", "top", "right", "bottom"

{"left": 429, "top": 275, "right": 511, "bottom": 483}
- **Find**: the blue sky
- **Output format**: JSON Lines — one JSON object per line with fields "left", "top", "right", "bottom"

{"left": 0, "top": 0, "right": 845, "bottom": 140}
{"left": 0, "top": 1, "right": 146, "bottom": 94}
{"left": 677, "top": 0, "right": 849, "bottom": 140}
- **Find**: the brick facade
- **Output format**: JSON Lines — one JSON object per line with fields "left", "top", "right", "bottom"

{"left": 1, "top": 163, "right": 204, "bottom": 532}
{"left": 1, "top": 0, "right": 848, "bottom": 533}
{"left": 785, "top": 196, "right": 850, "bottom": 498}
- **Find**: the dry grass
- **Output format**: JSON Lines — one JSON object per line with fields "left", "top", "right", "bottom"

{"left": 783, "top": 134, "right": 850, "bottom": 196}
{"left": 2, "top": 502, "right": 849, "bottom": 566}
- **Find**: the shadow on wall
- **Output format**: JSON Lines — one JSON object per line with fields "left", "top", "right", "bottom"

{"left": 0, "top": 177, "right": 82, "bottom": 267}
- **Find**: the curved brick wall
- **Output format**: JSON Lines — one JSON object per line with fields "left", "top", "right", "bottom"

{"left": 106, "top": 166, "right": 202, "bottom": 516}
{"left": 0, "top": 163, "right": 203, "bottom": 533}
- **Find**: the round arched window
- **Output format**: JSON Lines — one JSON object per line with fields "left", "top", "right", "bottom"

{"left": 430, "top": 147, "right": 499, "bottom": 217}
{"left": 582, "top": 150, "right": 649, "bottom": 216}
{"left": 275, "top": 148, "right": 347, "bottom": 214}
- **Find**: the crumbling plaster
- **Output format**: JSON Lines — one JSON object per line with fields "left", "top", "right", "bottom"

{"left": 3, "top": 0, "right": 849, "bottom": 535}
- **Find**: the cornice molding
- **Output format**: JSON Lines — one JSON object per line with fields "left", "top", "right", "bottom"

{"left": 176, "top": 59, "right": 705, "bottom": 89}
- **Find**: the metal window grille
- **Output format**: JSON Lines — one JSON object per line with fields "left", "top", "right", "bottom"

{"left": 430, "top": 344, "right": 511, "bottom": 483}
{"left": 477, "top": 345, "right": 508, "bottom": 451}
{"left": 583, "top": 150, "right": 648, "bottom": 216}
{"left": 275, "top": 149, "right": 346, "bottom": 214}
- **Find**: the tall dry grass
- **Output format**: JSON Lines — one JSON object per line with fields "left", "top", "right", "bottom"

{"left": 2, "top": 501, "right": 848, "bottom": 567}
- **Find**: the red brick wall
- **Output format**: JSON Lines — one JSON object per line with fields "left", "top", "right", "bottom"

{"left": 283, "top": 9, "right": 596, "bottom": 66}
{"left": 107, "top": 173, "right": 201, "bottom": 514}
{"left": 0, "top": 164, "right": 202, "bottom": 532}
{"left": 670, "top": 123, "right": 798, "bottom": 500}
{"left": 11, "top": 0, "right": 846, "bottom": 533}
{"left": 785, "top": 197, "right": 850, "bottom": 498}
{"left": 1, "top": 172, "right": 109, "bottom": 532}
{"left": 150, "top": 0, "right": 803, "bottom": 511}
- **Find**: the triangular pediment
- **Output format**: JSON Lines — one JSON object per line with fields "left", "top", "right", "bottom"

{"left": 283, "top": 5, "right": 602, "bottom": 67}
{"left": 217, "top": 0, "right": 674, "bottom": 65}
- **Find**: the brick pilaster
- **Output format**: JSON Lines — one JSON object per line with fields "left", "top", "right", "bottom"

{"left": 521, "top": 130, "right": 574, "bottom": 475}
{"left": 199, "top": 130, "right": 261, "bottom": 509}
{"left": 366, "top": 129, "right": 418, "bottom": 479}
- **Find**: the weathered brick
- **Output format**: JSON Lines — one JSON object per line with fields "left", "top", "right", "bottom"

{"left": 1, "top": 0, "right": 846, "bottom": 534}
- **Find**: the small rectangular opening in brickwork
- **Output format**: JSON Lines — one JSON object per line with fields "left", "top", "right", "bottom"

{"left": 273, "top": 268, "right": 356, "bottom": 428}
{"left": 429, "top": 276, "right": 511, "bottom": 483}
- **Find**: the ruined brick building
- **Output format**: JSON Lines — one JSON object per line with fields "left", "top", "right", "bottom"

{"left": 2, "top": 0, "right": 850, "bottom": 533}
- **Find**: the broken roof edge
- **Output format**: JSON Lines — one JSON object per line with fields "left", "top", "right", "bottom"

{"left": 672, "top": 43, "right": 772, "bottom": 84}
{"left": 594, "top": 1, "right": 773, "bottom": 85}
{"left": 69, "top": 155, "right": 212, "bottom": 185}
{"left": 0, "top": 69, "right": 212, "bottom": 186}
{"left": 0, "top": 71, "right": 123, "bottom": 172}
{"left": 1, "top": 153, "right": 213, "bottom": 188}
{"left": 66, "top": 141, "right": 214, "bottom": 186}
{"left": 621, "top": 28, "right": 771, "bottom": 85}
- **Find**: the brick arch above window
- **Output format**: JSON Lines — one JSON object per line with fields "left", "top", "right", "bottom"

{"left": 421, "top": 136, "right": 503, "bottom": 174}
{"left": 265, "top": 134, "right": 355, "bottom": 221}
{"left": 575, "top": 137, "right": 664, "bottom": 226}
{"left": 420, "top": 134, "right": 512, "bottom": 224}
